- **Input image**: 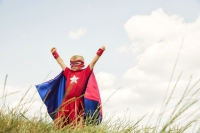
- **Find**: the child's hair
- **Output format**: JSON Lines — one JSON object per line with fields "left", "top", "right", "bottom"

{"left": 70, "top": 55, "right": 84, "bottom": 62}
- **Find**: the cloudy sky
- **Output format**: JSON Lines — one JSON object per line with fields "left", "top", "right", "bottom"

{"left": 1, "top": 0, "right": 200, "bottom": 132}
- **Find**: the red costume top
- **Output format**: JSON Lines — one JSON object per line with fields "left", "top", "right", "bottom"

{"left": 55, "top": 65, "right": 92, "bottom": 126}
{"left": 64, "top": 65, "right": 91, "bottom": 98}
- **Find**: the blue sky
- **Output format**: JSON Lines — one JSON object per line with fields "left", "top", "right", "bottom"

{"left": 1, "top": 0, "right": 200, "bottom": 85}
{"left": 1, "top": 0, "right": 200, "bottom": 131}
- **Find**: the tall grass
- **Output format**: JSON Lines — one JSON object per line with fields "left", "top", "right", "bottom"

{"left": 0, "top": 73, "right": 200, "bottom": 133}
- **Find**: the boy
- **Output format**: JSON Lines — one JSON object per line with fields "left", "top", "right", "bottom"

{"left": 49, "top": 46, "right": 105, "bottom": 127}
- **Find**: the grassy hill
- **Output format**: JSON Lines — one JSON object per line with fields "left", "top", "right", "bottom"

{"left": 0, "top": 76, "right": 200, "bottom": 132}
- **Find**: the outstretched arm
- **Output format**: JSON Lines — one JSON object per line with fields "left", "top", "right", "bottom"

{"left": 51, "top": 47, "right": 67, "bottom": 70}
{"left": 89, "top": 46, "right": 106, "bottom": 70}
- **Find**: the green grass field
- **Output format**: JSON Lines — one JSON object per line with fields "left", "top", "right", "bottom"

{"left": 1, "top": 74, "right": 200, "bottom": 133}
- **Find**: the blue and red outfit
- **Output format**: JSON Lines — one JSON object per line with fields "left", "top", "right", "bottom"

{"left": 36, "top": 66, "right": 102, "bottom": 127}
{"left": 36, "top": 47, "right": 104, "bottom": 128}
{"left": 55, "top": 65, "right": 91, "bottom": 126}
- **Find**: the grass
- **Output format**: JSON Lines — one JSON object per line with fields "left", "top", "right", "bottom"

{"left": 0, "top": 103, "right": 149, "bottom": 133}
{"left": 0, "top": 74, "right": 200, "bottom": 133}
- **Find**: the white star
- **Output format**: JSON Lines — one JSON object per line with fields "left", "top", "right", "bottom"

{"left": 70, "top": 75, "right": 79, "bottom": 83}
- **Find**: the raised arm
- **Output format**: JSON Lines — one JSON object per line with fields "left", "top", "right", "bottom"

{"left": 51, "top": 47, "right": 67, "bottom": 70}
{"left": 89, "top": 46, "right": 106, "bottom": 70}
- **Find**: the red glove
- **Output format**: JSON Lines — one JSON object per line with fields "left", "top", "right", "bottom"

{"left": 96, "top": 48, "right": 104, "bottom": 56}
{"left": 52, "top": 51, "right": 59, "bottom": 59}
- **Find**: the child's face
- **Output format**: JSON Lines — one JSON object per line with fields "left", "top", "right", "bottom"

{"left": 70, "top": 61, "right": 84, "bottom": 71}
{"left": 71, "top": 66, "right": 82, "bottom": 71}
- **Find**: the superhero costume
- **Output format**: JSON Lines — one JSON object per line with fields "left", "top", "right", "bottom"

{"left": 35, "top": 66, "right": 102, "bottom": 125}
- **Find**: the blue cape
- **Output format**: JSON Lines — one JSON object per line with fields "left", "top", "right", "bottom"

{"left": 35, "top": 71, "right": 102, "bottom": 123}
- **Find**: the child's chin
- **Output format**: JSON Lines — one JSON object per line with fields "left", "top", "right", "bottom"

{"left": 71, "top": 68, "right": 78, "bottom": 71}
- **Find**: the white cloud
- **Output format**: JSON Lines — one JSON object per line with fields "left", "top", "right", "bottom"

{"left": 122, "top": 8, "right": 200, "bottom": 81}
{"left": 68, "top": 27, "right": 86, "bottom": 39}
{"left": 124, "top": 8, "right": 185, "bottom": 45}
{"left": 122, "top": 8, "right": 200, "bottom": 86}
{"left": 114, "top": 8, "right": 200, "bottom": 130}
{"left": 96, "top": 71, "right": 116, "bottom": 89}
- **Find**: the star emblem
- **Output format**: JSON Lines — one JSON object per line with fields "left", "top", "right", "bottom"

{"left": 70, "top": 75, "right": 79, "bottom": 83}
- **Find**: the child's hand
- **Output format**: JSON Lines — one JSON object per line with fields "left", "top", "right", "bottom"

{"left": 101, "top": 46, "right": 106, "bottom": 50}
{"left": 51, "top": 47, "right": 57, "bottom": 53}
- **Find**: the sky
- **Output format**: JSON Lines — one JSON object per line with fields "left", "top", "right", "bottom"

{"left": 1, "top": 0, "right": 200, "bottom": 132}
